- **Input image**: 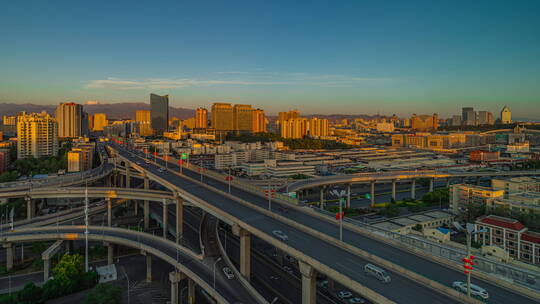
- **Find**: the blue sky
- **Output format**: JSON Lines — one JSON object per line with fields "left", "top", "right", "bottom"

{"left": 1, "top": 0, "right": 539, "bottom": 118}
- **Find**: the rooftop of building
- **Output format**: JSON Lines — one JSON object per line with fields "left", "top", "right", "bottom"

{"left": 521, "top": 231, "right": 540, "bottom": 244}
{"left": 476, "top": 215, "right": 526, "bottom": 231}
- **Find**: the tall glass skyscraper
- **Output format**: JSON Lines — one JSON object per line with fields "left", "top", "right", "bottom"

{"left": 150, "top": 93, "right": 169, "bottom": 135}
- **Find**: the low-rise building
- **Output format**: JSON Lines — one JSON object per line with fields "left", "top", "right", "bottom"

{"left": 470, "top": 150, "right": 500, "bottom": 162}
{"left": 492, "top": 177, "right": 540, "bottom": 194}
{"left": 449, "top": 184, "right": 505, "bottom": 214}
{"left": 475, "top": 215, "right": 540, "bottom": 265}
{"left": 370, "top": 210, "right": 454, "bottom": 235}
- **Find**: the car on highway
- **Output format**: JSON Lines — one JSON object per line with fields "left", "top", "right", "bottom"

{"left": 145, "top": 160, "right": 150, "bottom": 164}
{"left": 157, "top": 168, "right": 165, "bottom": 173}
{"left": 282, "top": 265, "right": 293, "bottom": 274}
{"left": 318, "top": 280, "right": 328, "bottom": 289}
{"left": 338, "top": 291, "right": 353, "bottom": 299}
{"left": 348, "top": 297, "right": 366, "bottom": 304}
{"left": 222, "top": 267, "right": 234, "bottom": 280}
{"left": 269, "top": 275, "right": 280, "bottom": 280}
{"left": 272, "top": 230, "right": 288, "bottom": 241}
{"left": 364, "top": 263, "right": 391, "bottom": 283}
{"left": 452, "top": 281, "right": 489, "bottom": 301}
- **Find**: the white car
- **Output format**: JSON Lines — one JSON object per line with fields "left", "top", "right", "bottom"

{"left": 452, "top": 281, "right": 489, "bottom": 301}
{"left": 222, "top": 267, "right": 234, "bottom": 280}
{"left": 272, "top": 230, "right": 288, "bottom": 241}
{"left": 338, "top": 291, "right": 353, "bottom": 299}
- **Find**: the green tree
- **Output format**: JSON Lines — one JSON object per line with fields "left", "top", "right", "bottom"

{"left": 83, "top": 283, "right": 122, "bottom": 304}
{"left": 52, "top": 254, "right": 84, "bottom": 290}
{"left": 16, "top": 282, "right": 43, "bottom": 304}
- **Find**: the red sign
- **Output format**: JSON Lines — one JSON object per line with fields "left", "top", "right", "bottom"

{"left": 225, "top": 176, "right": 233, "bottom": 181}
{"left": 335, "top": 212, "right": 345, "bottom": 220}
{"left": 178, "top": 160, "right": 184, "bottom": 165}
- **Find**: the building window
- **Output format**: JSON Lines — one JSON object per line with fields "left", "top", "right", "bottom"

{"left": 508, "top": 233, "right": 515, "bottom": 239}
{"left": 523, "top": 253, "right": 531, "bottom": 260}
{"left": 509, "top": 249, "right": 515, "bottom": 255}
{"left": 495, "top": 230, "right": 502, "bottom": 235}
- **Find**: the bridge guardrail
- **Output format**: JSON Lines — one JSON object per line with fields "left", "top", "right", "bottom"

{"left": 313, "top": 208, "right": 540, "bottom": 295}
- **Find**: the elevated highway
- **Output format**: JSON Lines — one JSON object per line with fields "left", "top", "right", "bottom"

{"left": 108, "top": 143, "right": 501, "bottom": 304}
{"left": 286, "top": 170, "right": 540, "bottom": 193}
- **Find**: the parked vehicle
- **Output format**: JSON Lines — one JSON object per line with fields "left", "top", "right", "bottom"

{"left": 364, "top": 263, "right": 391, "bottom": 283}
{"left": 349, "top": 297, "right": 366, "bottom": 304}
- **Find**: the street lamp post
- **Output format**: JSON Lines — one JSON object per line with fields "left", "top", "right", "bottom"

{"left": 339, "top": 197, "right": 344, "bottom": 241}
{"left": 453, "top": 222, "right": 488, "bottom": 298}
{"left": 213, "top": 257, "right": 222, "bottom": 289}
{"left": 122, "top": 266, "right": 130, "bottom": 304}
{"left": 84, "top": 185, "right": 89, "bottom": 272}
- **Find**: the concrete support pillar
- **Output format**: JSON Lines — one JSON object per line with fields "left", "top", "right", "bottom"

{"left": 145, "top": 253, "right": 152, "bottom": 282}
{"left": 144, "top": 201, "right": 150, "bottom": 230}
{"left": 346, "top": 183, "right": 351, "bottom": 208}
{"left": 26, "top": 197, "right": 34, "bottom": 220}
{"left": 233, "top": 225, "right": 251, "bottom": 281}
{"left": 411, "top": 179, "right": 416, "bottom": 200}
{"left": 43, "top": 258, "right": 50, "bottom": 281}
{"left": 107, "top": 197, "right": 112, "bottom": 227}
{"left": 176, "top": 196, "right": 184, "bottom": 244}
{"left": 476, "top": 176, "right": 481, "bottom": 185}
{"left": 319, "top": 187, "right": 325, "bottom": 209}
{"left": 429, "top": 178, "right": 434, "bottom": 192}
{"left": 169, "top": 272, "right": 183, "bottom": 304}
{"left": 188, "top": 279, "right": 195, "bottom": 304}
{"left": 106, "top": 243, "right": 114, "bottom": 265}
{"left": 446, "top": 178, "right": 451, "bottom": 188}
{"left": 4, "top": 243, "right": 13, "bottom": 271}
{"left": 163, "top": 201, "right": 168, "bottom": 239}
{"left": 392, "top": 180, "right": 397, "bottom": 201}
{"left": 125, "top": 167, "right": 131, "bottom": 188}
{"left": 299, "top": 261, "right": 316, "bottom": 304}
{"left": 370, "top": 181, "right": 376, "bottom": 206}
{"left": 134, "top": 200, "right": 139, "bottom": 216}
{"left": 144, "top": 176, "right": 150, "bottom": 230}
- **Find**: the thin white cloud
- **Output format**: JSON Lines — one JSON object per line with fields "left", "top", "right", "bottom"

{"left": 85, "top": 73, "right": 389, "bottom": 90}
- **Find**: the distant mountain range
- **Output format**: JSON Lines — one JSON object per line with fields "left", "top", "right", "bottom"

{"left": 0, "top": 102, "right": 195, "bottom": 120}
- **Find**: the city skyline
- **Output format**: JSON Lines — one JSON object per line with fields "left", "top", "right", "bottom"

{"left": 1, "top": 1, "right": 539, "bottom": 119}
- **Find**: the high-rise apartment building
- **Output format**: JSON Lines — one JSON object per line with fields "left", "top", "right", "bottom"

{"left": 92, "top": 113, "right": 108, "bottom": 131}
{"left": 501, "top": 105, "right": 512, "bottom": 124}
{"left": 280, "top": 118, "right": 309, "bottom": 139}
{"left": 410, "top": 114, "right": 439, "bottom": 131}
{"left": 451, "top": 115, "right": 462, "bottom": 126}
{"left": 211, "top": 103, "right": 234, "bottom": 131}
{"left": 462, "top": 107, "right": 476, "bottom": 126}
{"left": 2, "top": 116, "right": 16, "bottom": 126}
{"left": 308, "top": 117, "right": 330, "bottom": 137}
{"left": 135, "top": 109, "right": 153, "bottom": 136}
{"left": 252, "top": 109, "right": 266, "bottom": 133}
{"left": 136, "top": 110, "right": 151, "bottom": 123}
{"left": 195, "top": 108, "right": 208, "bottom": 129}
{"left": 477, "top": 111, "right": 494, "bottom": 125}
{"left": 233, "top": 104, "right": 254, "bottom": 133}
{"left": 55, "top": 102, "right": 84, "bottom": 138}
{"left": 278, "top": 110, "right": 300, "bottom": 122}
{"left": 17, "top": 112, "right": 58, "bottom": 159}
{"left": 150, "top": 93, "right": 169, "bottom": 135}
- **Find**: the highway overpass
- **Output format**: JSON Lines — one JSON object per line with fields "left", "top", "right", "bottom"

{"left": 1, "top": 226, "right": 259, "bottom": 304}
{"left": 108, "top": 142, "right": 508, "bottom": 304}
